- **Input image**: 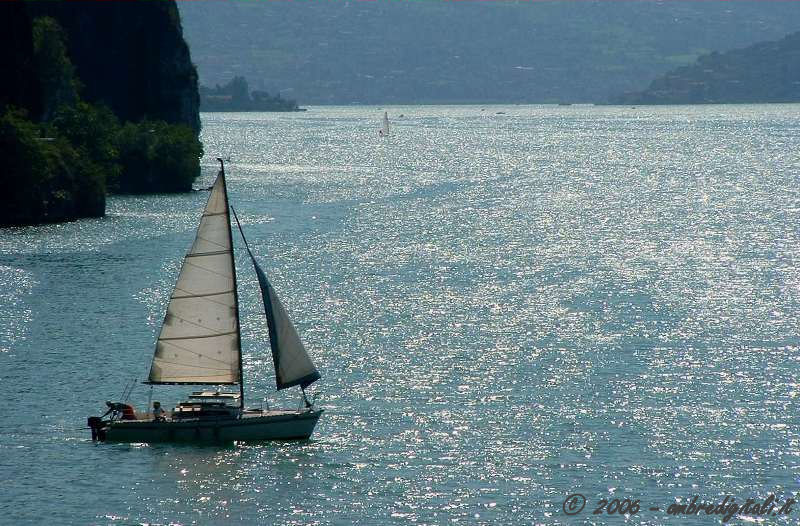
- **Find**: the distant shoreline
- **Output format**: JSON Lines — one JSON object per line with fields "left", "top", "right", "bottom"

{"left": 200, "top": 107, "right": 307, "bottom": 112}
{"left": 199, "top": 101, "right": 800, "bottom": 110}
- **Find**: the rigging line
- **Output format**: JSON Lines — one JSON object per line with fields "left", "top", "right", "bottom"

{"left": 170, "top": 287, "right": 233, "bottom": 307}
{"left": 182, "top": 259, "right": 234, "bottom": 281}
{"left": 120, "top": 378, "right": 136, "bottom": 403}
{"left": 171, "top": 287, "right": 234, "bottom": 308}
{"left": 171, "top": 289, "right": 234, "bottom": 300}
{"left": 230, "top": 206, "right": 258, "bottom": 262}
{"left": 150, "top": 358, "right": 234, "bottom": 372}
{"left": 191, "top": 232, "right": 229, "bottom": 251}
{"left": 186, "top": 249, "right": 231, "bottom": 258}
{"left": 160, "top": 330, "right": 237, "bottom": 341}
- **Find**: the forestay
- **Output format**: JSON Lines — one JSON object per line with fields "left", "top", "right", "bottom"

{"left": 252, "top": 258, "right": 321, "bottom": 390}
{"left": 231, "top": 210, "right": 320, "bottom": 391}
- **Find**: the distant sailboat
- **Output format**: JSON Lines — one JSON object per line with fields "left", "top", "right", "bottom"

{"left": 88, "top": 159, "right": 323, "bottom": 443}
{"left": 380, "top": 111, "right": 390, "bottom": 137}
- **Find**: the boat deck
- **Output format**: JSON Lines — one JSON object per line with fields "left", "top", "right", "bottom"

{"left": 121, "top": 408, "right": 306, "bottom": 423}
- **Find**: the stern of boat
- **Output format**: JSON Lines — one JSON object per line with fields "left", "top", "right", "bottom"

{"left": 87, "top": 416, "right": 109, "bottom": 441}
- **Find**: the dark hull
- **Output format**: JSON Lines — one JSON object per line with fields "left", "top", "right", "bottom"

{"left": 92, "top": 409, "right": 323, "bottom": 443}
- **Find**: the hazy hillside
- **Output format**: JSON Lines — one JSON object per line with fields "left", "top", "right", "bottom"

{"left": 618, "top": 31, "right": 800, "bottom": 104}
{"left": 179, "top": 1, "right": 800, "bottom": 105}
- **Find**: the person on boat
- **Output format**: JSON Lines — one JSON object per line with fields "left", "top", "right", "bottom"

{"left": 152, "top": 401, "right": 166, "bottom": 422}
{"left": 102, "top": 401, "right": 136, "bottom": 420}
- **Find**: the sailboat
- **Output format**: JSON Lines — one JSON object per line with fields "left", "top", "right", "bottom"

{"left": 88, "top": 159, "right": 323, "bottom": 442}
{"left": 380, "top": 111, "right": 390, "bottom": 137}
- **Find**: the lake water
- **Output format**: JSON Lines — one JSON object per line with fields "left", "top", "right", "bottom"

{"left": 1, "top": 105, "right": 799, "bottom": 525}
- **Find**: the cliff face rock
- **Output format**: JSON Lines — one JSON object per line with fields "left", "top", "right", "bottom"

{"left": 0, "top": 0, "right": 201, "bottom": 226}
{"left": 0, "top": 2, "right": 41, "bottom": 117}
{"left": 617, "top": 32, "right": 800, "bottom": 105}
{"left": 26, "top": 0, "right": 199, "bottom": 131}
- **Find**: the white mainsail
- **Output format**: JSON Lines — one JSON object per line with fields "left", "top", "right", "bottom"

{"left": 381, "top": 111, "right": 390, "bottom": 136}
{"left": 148, "top": 172, "right": 241, "bottom": 384}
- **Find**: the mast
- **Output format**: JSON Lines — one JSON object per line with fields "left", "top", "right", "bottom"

{"left": 148, "top": 159, "right": 242, "bottom": 386}
{"left": 218, "top": 158, "right": 245, "bottom": 410}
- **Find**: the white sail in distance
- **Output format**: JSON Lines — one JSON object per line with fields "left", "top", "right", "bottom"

{"left": 148, "top": 173, "right": 240, "bottom": 384}
{"left": 381, "top": 111, "right": 390, "bottom": 136}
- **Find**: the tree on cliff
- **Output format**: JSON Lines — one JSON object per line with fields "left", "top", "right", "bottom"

{"left": 33, "top": 17, "right": 79, "bottom": 122}
{"left": 0, "top": 108, "right": 106, "bottom": 226}
{"left": 199, "top": 76, "right": 300, "bottom": 111}
{"left": 615, "top": 31, "right": 800, "bottom": 105}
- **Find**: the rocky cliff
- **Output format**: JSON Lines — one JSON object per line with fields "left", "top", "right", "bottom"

{"left": 0, "top": 0, "right": 201, "bottom": 226}
{"left": 0, "top": 2, "right": 41, "bottom": 117}
{"left": 25, "top": 0, "right": 199, "bottom": 131}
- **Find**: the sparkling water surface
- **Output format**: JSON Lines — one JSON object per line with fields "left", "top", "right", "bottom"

{"left": 1, "top": 105, "right": 799, "bottom": 525}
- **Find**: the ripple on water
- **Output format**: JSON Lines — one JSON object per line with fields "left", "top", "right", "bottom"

{"left": 1, "top": 105, "right": 799, "bottom": 525}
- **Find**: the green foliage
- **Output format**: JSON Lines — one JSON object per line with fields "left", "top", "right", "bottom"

{"left": 49, "top": 102, "right": 202, "bottom": 195}
{"left": 617, "top": 32, "right": 800, "bottom": 104}
{"left": 31, "top": 18, "right": 106, "bottom": 219}
{"left": 50, "top": 100, "right": 202, "bottom": 195}
{"left": 50, "top": 101, "right": 121, "bottom": 188}
{"left": 54, "top": 133, "right": 107, "bottom": 220}
{"left": 0, "top": 101, "right": 202, "bottom": 224}
{"left": 200, "top": 76, "right": 300, "bottom": 111}
{"left": 116, "top": 120, "right": 203, "bottom": 193}
{"left": 0, "top": 18, "right": 107, "bottom": 226}
{"left": 0, "top": 108, "right": 51, "bottom": 225}
{"left": 227, "top": 76, "right": 250, "bottom": 105}
{"left": 0, "top": 107, "right": 105, "bottom": 226}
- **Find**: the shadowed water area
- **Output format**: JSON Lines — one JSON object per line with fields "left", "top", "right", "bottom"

{"left": 1, "top": 105, "right": 799, "bottom": 524}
